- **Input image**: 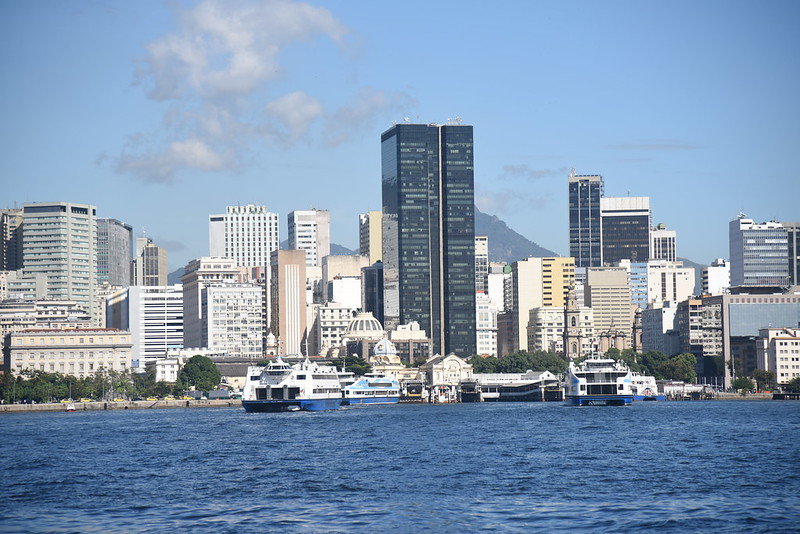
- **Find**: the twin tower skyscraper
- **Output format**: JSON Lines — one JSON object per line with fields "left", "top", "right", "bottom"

{"left": 380, "top": 123, "right": 477, "bottom": 358}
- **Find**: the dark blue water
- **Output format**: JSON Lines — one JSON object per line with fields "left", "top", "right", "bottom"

{"left": 2, "top": 401, "right": 799, "bottom": 533}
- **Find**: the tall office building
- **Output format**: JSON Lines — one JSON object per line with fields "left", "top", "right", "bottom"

{"left": 359, "top": 211, "right": 383, "bottom": 265}
{"left": 361, "top": 261, "right": 384, "bottom": 327}
{"left": 506, "top": 256, "right": 575, "bottom": 353}
{"left": 181, "top": 257, "right": 241, "bottom": 349}
{"left": 209, "top": 204, "right": 279, "bottom": 269}
{"left": 21, "top": 202, "right": 97, "bottom": 322}
{"left": 270, "top": 249, "right": 308, "bottom": 355}
{"left": 585, "top": 266, "right": 632, "bottom": 348}
{"left": 106, "top": 285, "right": 184, "bottom": 372}
{"left": 729, "top": 215, "right": 789, "bottom": 287}
{"left": 96, "top": 218, "right": 132, "bottom": 287}
{"left": 381, "top": 122, "right": 476, "bottom": 357}
{"left": 288, "top": 209, "right": 330, "bottom": 267}
{"left": 0, "top": 208, "right": 23, "bottom": 272}
{"left": 475, "top": 235, "right": 489, "bottom": 294}
{"left": 650, "top": 224, "right": 676, "bottom": 262}
{"left": 568, "top": 170, "right": 604, "bottom": 268}
{"left": 131, "top": 237, "right": 168, "bottom": 286}
{"left": 601, "top": 196, "right": 651, "bottom": 265}
{"left": 783, "top": 222, "right": 800, "bottom": 285}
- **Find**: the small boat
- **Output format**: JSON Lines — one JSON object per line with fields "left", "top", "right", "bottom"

{"left": 65, "top": 403, "right": 76, "bottom": 412}
{"left": 342, "top": 373, "right": 400, "bottom": 405}
{"left": 563, "top": 356, "right": 634, "bottom": 406}
{"left": 631, "top": 373, "right": 666, "bottom": 401}
{"left": 241, "top": 358, "right": 343, "bottom": 413}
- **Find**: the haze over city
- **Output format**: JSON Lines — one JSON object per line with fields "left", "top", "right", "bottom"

{"left": 2, "top": 0, "right": 798, "bottom": 270}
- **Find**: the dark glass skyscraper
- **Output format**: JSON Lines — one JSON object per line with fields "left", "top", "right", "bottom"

{"left": 600, "top": 197, "right": 651, "bottom": 265}
{"left": 381, "top": 123, "right": 476, "bottom": 357}
{"left": 568, "top": 171, "right": 604, "bottom": 268}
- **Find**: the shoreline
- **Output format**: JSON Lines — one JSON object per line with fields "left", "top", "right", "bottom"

{"left": 0, "top": 399, "right": 242, "bottom": 413}
{"left": 1, "top": 392, "right": 786, "bottom": 413}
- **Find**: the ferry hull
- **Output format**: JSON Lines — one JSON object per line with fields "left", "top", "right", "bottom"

{"left": 633, "top": 394, "right": 666, "bottom": 401}
{"left": 342, "top": 396, "right": 400, "bottom": 406}
{"left": 564, "top": 395, "right": 633, "bottom": 406}
{"left": 242, "top": 398, "right": 342, "bottom": 413}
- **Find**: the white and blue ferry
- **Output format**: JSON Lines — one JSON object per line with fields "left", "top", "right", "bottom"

{"left": 563, "top": 356, "right": 634, "bottom": 406}
{"left": 242, "top": 358, "right": 343, "bottom": 412}
{"left": 342, "top": 374, "right": 401, "bottom": 405}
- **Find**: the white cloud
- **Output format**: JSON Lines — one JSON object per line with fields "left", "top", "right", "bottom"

{"left": 141, "top": 0, "right": 348, "bottom": 101}
{"left": 325, "top": 87, "right": 414, "bottom": 146}
{"left": 266, "top": 91, "right": 324, "bottom": 143}
{"left": 119, "top": 0, "right": 352, "bottom": 182}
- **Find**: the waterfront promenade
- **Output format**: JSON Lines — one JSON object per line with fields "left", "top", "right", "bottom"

{"left": 0, "top": 398, "right": 242, "bottom": 413}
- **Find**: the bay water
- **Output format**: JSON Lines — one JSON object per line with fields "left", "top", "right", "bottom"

{"left": 2, "top": 401, "right": 798, "bottom": 533}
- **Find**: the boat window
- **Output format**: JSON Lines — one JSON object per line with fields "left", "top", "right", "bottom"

{"left": 296, "top": 375, "right": 306, "bottom": 380}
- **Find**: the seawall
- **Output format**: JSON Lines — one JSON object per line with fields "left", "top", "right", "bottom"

{"left": 0, "top": 399, "right": 242, "bottom": 414}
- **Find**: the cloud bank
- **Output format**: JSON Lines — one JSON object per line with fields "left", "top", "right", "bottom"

{"left": 117, "top": 0, "right": 406, "bottom": 183}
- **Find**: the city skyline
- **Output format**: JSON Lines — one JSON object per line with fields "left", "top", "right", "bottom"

{"left": 2, "top": 1, "right": 798, "bottom": 270}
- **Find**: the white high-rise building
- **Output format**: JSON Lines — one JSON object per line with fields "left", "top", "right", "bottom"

{"left": 106, "top": 285, "right": 184, "bottom": 372}
{"left": 203, "top": 283, "right": 264, "bottom": 359}
{"left": 650, "top": 224, "right": 677, "bottom": 262}
{"left": 209, "top": 204, "right": 279, "bottom": 269}
{"left": 22, "top": 202, "right": 98, "bottom": 324}
{"left": 475, "top": 235, "right": 489, "bottom": 293}
{"left": 181, "top": 257, "right": 243, "bottom": 349}
{"left": 475, "top": 292, "right": 498, "bottom": 357}
{"left": 702, "top": 258, "right": 730, "bottom": 296}
{"left": 645, "top": 260, "right": 695, "bottom": 306}
{"left": 315, "top": 302, "right": 356, "bottom": 356}
{"left": 729, "top": 216, "right": 789, "bottom": 287}
{"left": 288, "top": 209, "right": 330, "bottom": 267}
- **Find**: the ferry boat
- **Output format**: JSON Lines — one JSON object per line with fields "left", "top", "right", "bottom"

{"left": 342, "top": 374, "right": 400, "bottom": 405}
{"left": 563, "top": 356, "right": 634, "bottom": 406}
{"left": 459, "top": 380, "right": 482, "bottom": 402}
{"left": 631, "top": 373, "right": 666, "bottom": 401}
{"left": 242, "top": 358, "right": 343, "bottom": 412}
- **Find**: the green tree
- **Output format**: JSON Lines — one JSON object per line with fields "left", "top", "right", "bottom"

{"left": 751, "top": 370, "right": 775, "bottom": 391}
{"left": 176, "top": 355, "right": 221, "bottom": 392}
{"left": 785, "top": 376, "right": 800, "bottom": 393}
{"left": 658, "top": 355, "right": 697, "bottom": 383}
{"left": 468, "top": 355, "right": 498, "bottom": 373}
{"left": 733, "top": 377, "right": 755, "bottom": 392}
{"left": 331, "top": 354, "right": 371, "bottom": 376}
{"left": 640, "top": 351, "right": 670, "bottom": 378}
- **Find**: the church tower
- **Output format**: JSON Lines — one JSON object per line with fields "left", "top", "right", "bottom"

{"left": 563, "top": 284, "right": 582, "bottom": 360}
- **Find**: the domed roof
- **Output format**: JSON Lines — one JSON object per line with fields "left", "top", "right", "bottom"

{"left": 373, "top": 338, "right": 397, "bottom": 356}
{"left": 345, "top": 312, "right": 385, "bottom": 340}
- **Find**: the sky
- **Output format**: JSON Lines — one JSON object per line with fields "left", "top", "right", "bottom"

{"left": 2, "top": 0, "right": 799, "bottom": 271}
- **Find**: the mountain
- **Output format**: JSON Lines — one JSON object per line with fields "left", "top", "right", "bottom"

{"left": 678, "top": 257, "right": 706, "bottom": 296}
{"left": 475, "top": 206, "right": 558, "bottom": 264}
{"left": 330, "top": 243, "right": 357, "bottom": 255}
{"left": 167, "top": 267, "right": 184, "bottom": 285}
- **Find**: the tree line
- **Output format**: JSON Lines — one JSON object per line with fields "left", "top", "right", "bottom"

{"left": 1, "top": 355, "right": 221, "bottom": 404}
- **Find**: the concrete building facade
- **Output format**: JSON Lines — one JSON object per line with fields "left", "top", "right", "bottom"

{"left": 729, "top": 216, "right": 789, "bottom": 287}
{"left": 5, "top": 328, "right": 132, "bottom": 379}
{"left": 358, "top": 211, "right": 382, "bottom": 265}
{"left": 288, "top": 209, "right": 330, "bottom": 268}
{"left": 22, "top": 202, "right": 97, "bottom": 324}
{"left": 209, "top": 204, "right": 279, "bottom": 269}
{"left": 270, "top": 250, "right": 308, "bottom": 356}
{"left": 106, "top": 285, "right": 184, "bottom": 372}
{"left": 96, "top": 218, "right": 132, "bottom": 287}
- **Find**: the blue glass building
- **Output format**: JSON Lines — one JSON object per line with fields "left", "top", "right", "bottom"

{"left": 568, "top": 171, "right": 604, "bottom": 268}
{"left": 381, "top": 123, "right": 476, "bottom": 358}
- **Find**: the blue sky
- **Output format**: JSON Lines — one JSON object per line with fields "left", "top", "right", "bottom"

{"left": 2, "top": 0, "right": 798, "bottom": 271}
